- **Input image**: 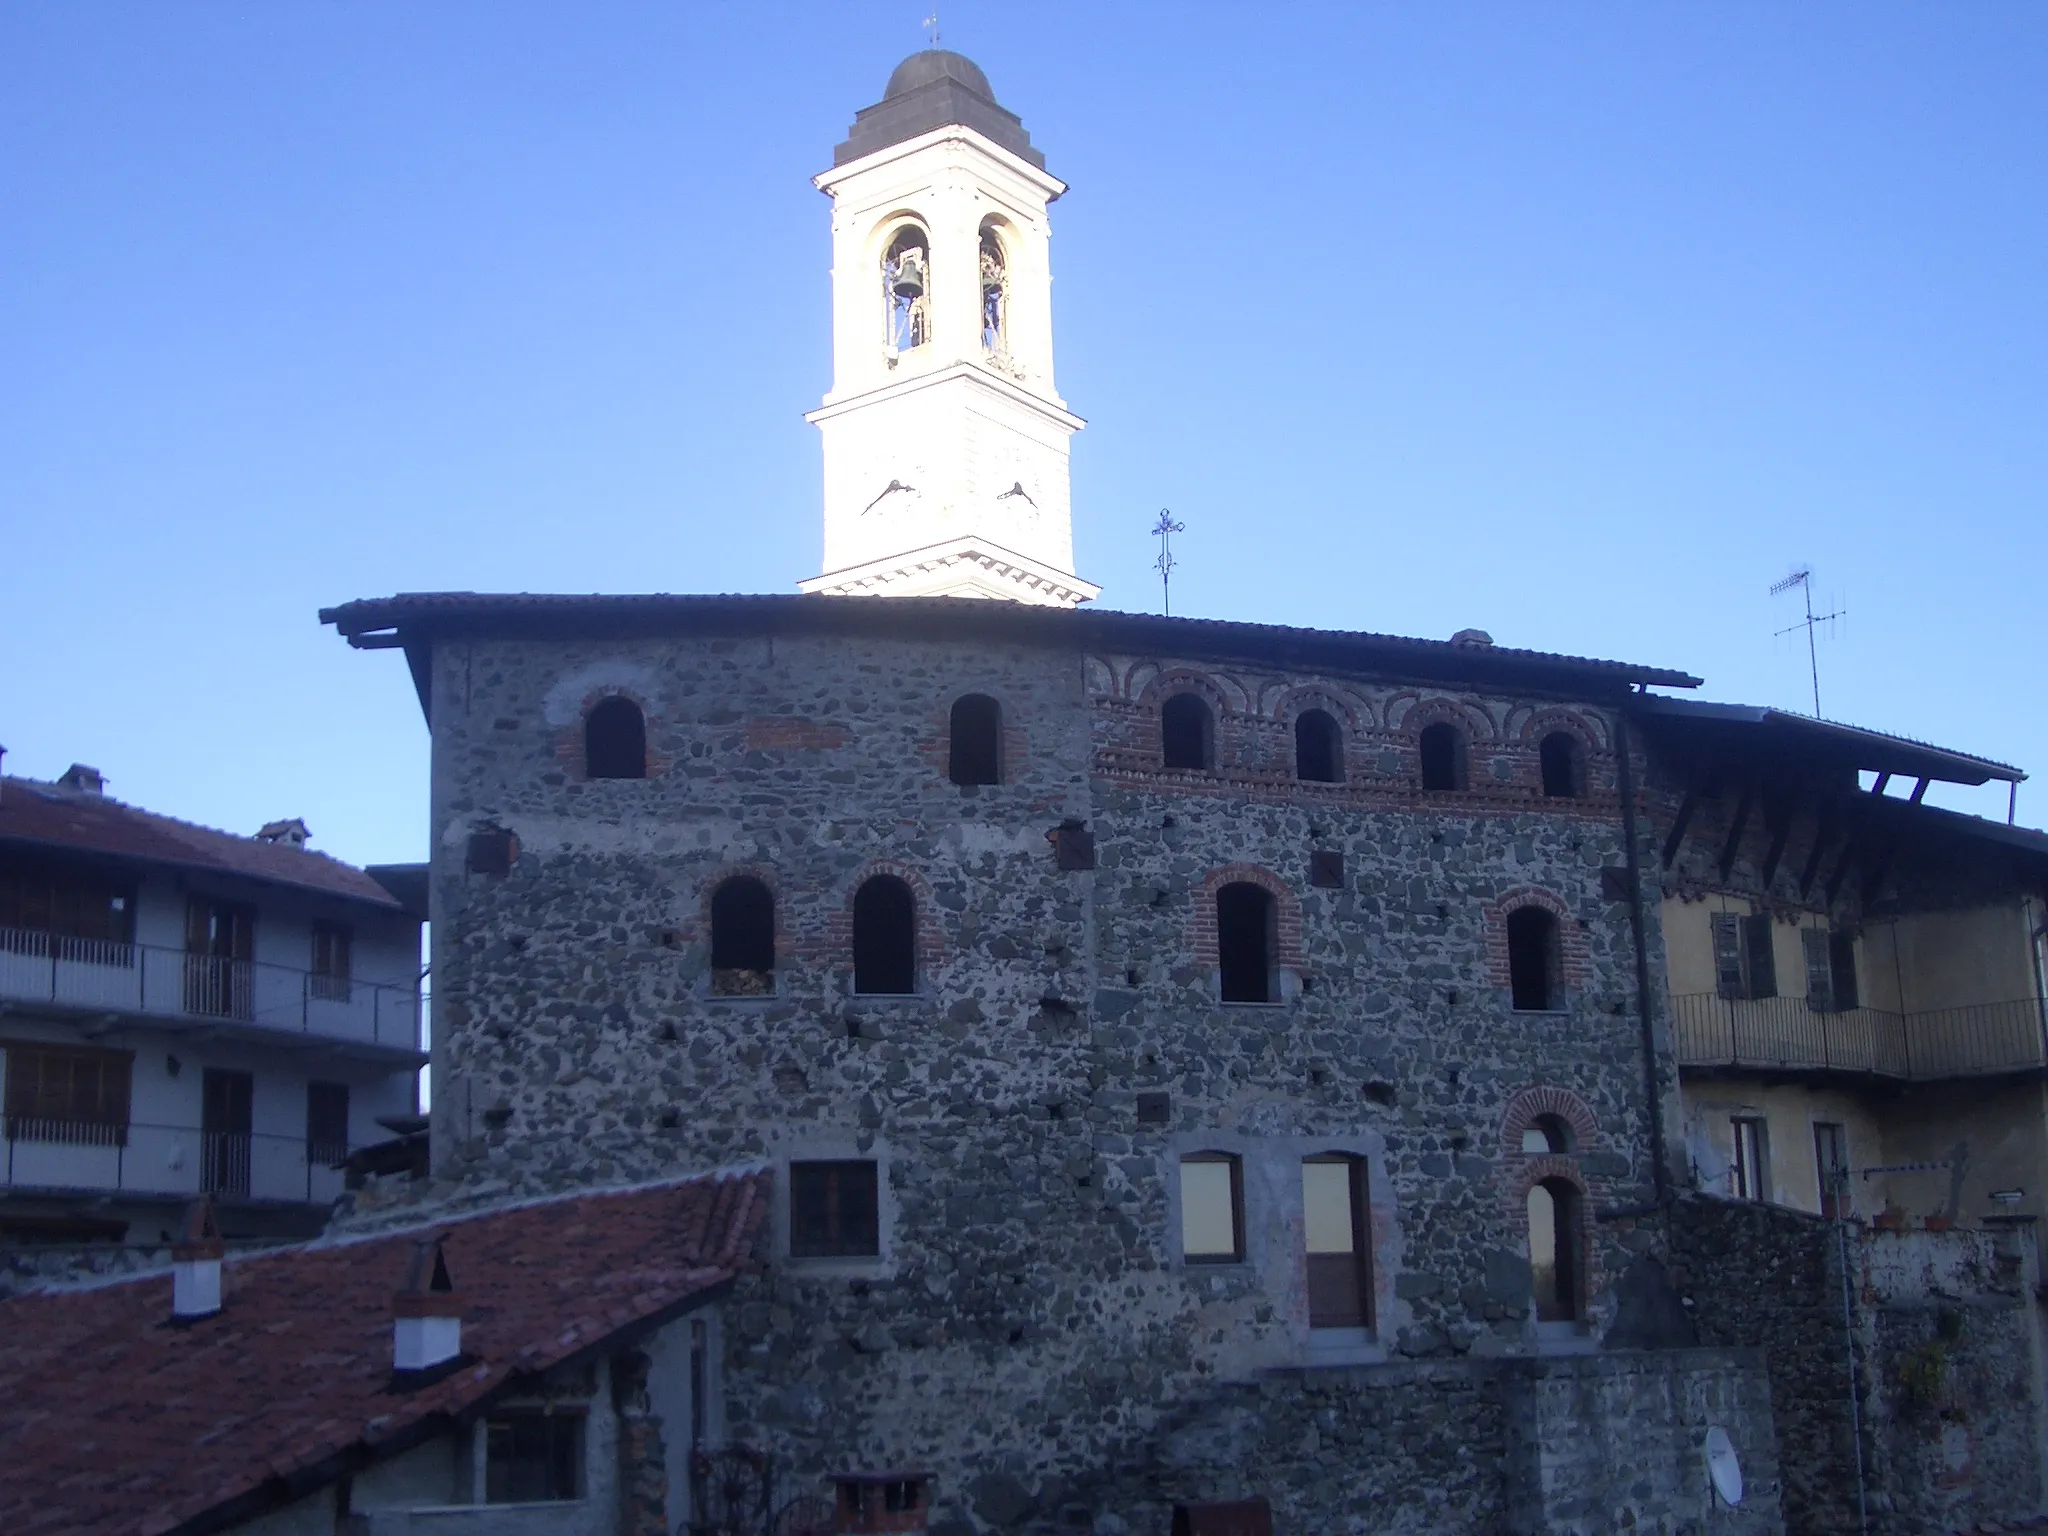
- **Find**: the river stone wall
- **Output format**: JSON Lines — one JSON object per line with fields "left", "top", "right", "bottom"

{"left": 414, "top": 623, "right": 1726, "bottom": 1532}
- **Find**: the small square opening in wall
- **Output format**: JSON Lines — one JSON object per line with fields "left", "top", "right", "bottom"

{"left": 1136, "top": 1091, "right": 1171, "bottom": 1125}
{"left": 1309, "top": 851, "right": 1345, "bottom": 889}
{"left": 465, "top": 829, "right": 518, "bottom": 876}
{"left": 791, "top": 1160, "right": 880, "bottom": 1258}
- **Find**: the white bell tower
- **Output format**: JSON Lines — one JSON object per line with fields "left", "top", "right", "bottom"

{"left": 800, "top": 51, "right": 1097, "bottom": 606}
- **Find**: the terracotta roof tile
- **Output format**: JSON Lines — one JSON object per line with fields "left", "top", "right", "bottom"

{"left": 0, "top": 777, "right": 404, "bottom": 909}
{"left": 0, "top": 1171, "right": 767, "bottom": 1536}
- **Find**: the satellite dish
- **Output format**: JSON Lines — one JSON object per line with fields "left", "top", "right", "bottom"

{"left": 1704, "top": 1425, "right": 1744, "bottom": 1506}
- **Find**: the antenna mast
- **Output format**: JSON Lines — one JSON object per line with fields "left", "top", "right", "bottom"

{"left": 1769, "top": 567, "right": 1845, "bottom": 718}
{"left": 1152, "top": 508, "right": 1184, "bottom": 617}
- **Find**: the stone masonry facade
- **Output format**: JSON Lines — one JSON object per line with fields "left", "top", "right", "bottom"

{"left": 405, "top": 610, "right": 1764, "bottom": 1534}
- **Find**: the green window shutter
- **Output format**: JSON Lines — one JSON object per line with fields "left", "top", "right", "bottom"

{"left": 1712, "top": 913, "right": 1745, "bottom": 999}
{"left": 1742, "top": 913, "right": 1778, "bottom": 999}
{"left": 1802, "top": 928, "right": 1835, "bottom": 1012}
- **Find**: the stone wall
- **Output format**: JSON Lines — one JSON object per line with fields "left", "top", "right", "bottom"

{"left": 1671, "top": 1192, "right": 2046, "bottom": 1534}
{"left": 407, "top": 621, "right": 1704, "bottom": 1532}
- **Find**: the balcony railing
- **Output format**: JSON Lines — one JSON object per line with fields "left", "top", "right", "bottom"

{"left": 0, "top": 925, "right": 421, "bottom": 1058}
{"left": 4, "top": 1118, "right": 356, "bottom": 1206}
{"left": 1673, "top": 992, "right": 2048, "bottom": 1081}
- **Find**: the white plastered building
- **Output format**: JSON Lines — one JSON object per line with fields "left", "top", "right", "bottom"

{"left": 800, "top": 51, "right": 1098, "bottom": 607}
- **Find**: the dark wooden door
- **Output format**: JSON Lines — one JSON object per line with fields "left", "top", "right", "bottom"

{"left": 202, "top": 1068, "right": 253, "bottom": 1196}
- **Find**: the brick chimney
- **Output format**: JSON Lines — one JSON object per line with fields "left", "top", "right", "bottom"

{"left": 170, "top": 1197, "right": 224, "bottom": 1321}
{"left": 58, "top": 764, "right": 105, "bottom": 795}
{"left": 392, "top": 1233, "right": 463, "bottom": 1374}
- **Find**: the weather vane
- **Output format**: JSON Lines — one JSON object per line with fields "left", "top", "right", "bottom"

{"left": 1769, "top": 566, "right": 1845, "bottom": 719}
{"left": 923, "top": 7, "right": 939, "bottom": 47}
{"left": 1152, "top": 508, "right": 1184, "bottom": 616}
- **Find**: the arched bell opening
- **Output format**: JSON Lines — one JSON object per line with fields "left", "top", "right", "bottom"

{"left": 881, "top": 225, "right": 931, "bottom": 354}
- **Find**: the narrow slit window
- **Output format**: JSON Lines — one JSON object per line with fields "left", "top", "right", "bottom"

{"left": 584, "top": 697, "right": 647, "bottom": 780}
{"left": 1507, "top": 906, "right": 1558, "bottom": 1011}
{"left": 948, "top": 694, "right": 1003, "bottom": 786}
{"left": 1419, "top": 722, "right": 1466, "bottom": 792}
{"left": 1731, "top": 1116, "right": 1768, "bottom": 1201}
{"left": 1216, "top": 881, "right": 1276, "bottom": 1003}
{"left": 1294, "top": 709, "right": 1343, "bottom": 784}
{"left": 852, "top": 875, "right": 916, "bottom": 995}
{"left": 1161, "top": 693, "right": 1213, "bottom": 772}
{"left": 1539, "top": 732, "right": 1583, "bottom": 798}
{"left": 1528, "top": 1178, "right": 1581, "bottom": 1322}
{"left": 1180, "top": 1153, "right": 1244, "bottom": 1263}
{"left": 1302, "top": 1155, "right": 1370, "bottom": 1329}
{"left": 711, "top": 877, "right": 775, "bottom": 996}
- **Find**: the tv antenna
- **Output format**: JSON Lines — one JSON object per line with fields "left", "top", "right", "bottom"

{"left": 1769, "top": 566, "right": 1845, "bottom": 719}
{"left": 1152, "top": 508, "right": 1184, "bottom": 616}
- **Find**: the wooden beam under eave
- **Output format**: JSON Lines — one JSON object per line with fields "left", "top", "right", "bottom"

{"left": 1759, "top": 794, "right": 1795, "bottom": 890}
{"left": 1798, "top": 798, "right": 1837, "bottom": 899}
{"left": 1718, "top": 783, "right": 1755, "bottom": 882}
{"left": 1662, "top": 786, "right": 1700, "bottom": 870}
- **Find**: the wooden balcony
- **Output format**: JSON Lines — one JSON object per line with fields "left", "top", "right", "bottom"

{"left": 1672, "top": 992, "right": 2048, "bottom": 1081}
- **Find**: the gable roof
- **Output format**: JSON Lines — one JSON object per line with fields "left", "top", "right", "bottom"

{"left": 319, "top": 592, "right": 1703, "bottom": 719}
{"left": 0, "top": 777, "right": 403, "bottom": 911}
{"left": 0, "top": 1170, "right": 768, "bottom": 1536}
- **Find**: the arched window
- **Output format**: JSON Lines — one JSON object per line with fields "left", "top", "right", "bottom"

{"left": 1528, "top": 1177, "right": 1582, "bottom": 1322}
{"left": 852, "top": 875, "right": 916, "bottom": 996}
{"left": 1294, "top": 709, "right": 1343, "bottom": 784}
{"left": 1508, "top": 906, "right": 1559, "bottom": 1012}
{"left": 1216, "top": 881, "right": 1276, "bottom": 1003}
{"left": 1521, "top": 1114, "right": 1573, "bottom": 1155}
{"left": 1302, "top": 1154, "right": 1370, "bottom": 1329}
{"left": 585, "top": 697, "right": 646, "bottom": 781}
{"left": 948, "top": 694, "right": 1002, "bottom": 786}
{"left": 710, "top": 877, "right": 775, "bottom": 996}
{"left": 979, "top": 224, "right": 1007, "bottom": 353}
{"left": 1540, "top": 732, "right": 1583, "bottom": 799}
{"left": 1418, "top": 722, "right": 1466, "bottom": 792}
{"left": 1161, "top": 693, "right": 1214, "bottom": 772}
{"left": 883, "top": 226, "right": 930, "bottom": 353}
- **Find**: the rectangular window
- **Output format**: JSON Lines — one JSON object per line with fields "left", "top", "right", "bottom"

{"left": 1731, "top": 1117, "right": 1769, "bottom": 1202}
{"left": 0, "top": 859, "right": 135, "bottom": 960}
{"left": 310, "top": 922, "right": 353, "bottom": 1002}
{"left": 1829, "top": 932, "right": 1859, "bottom": 1011}
{"left": 1802, "top": 928, "right": 1860, "bottom": 1012}
{"left": 307, "top": 1081, "right": 350, "bottom": 1167}
{"left": 3, "top": 1043, "right": 133, "bottom": 1145}
{"left": 484, "top": 1412, "right": 584, "bottom": 1504}
{"left": 1814, "top": 1122, "right": 1849, "bottom": 1218}
{"left": 1302, "top": 1156, "right": 1370, "bottom": 1329}
{"left": 1713, "top": 911, "right": 1777, "bottom": 1000}
{"left": 1180, "top": 1153, "right": 1245, "bottom": 1264}
{"left": 789, "top": 1160, "right": 880, "bottom": 1258}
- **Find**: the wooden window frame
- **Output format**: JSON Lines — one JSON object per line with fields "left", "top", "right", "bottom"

{"left": 789, "top": 1159, "right": 881, "bottom": 1259}
{"left": 1179, "top": 1152, "right": 1246, "bottom": 1265}
{"left": 483, "top": 1409, "right": 586, "bottom": 1504}
{"left": 3, "top": 1042, "right": 133, "bottom": 1146}
{"left": 310, "top": 921, "right": 353, "bottom": 1002}
{"left": 1731, "top": 1116, "right": 1769, "bottom": 1202}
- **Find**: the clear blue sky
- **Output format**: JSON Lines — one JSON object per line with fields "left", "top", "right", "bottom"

{"left": 5, "top": 3, "right": 2044, "bottom": 867}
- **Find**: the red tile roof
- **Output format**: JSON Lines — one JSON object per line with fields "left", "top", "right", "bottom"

{"left": 0, "top": 777, "right": 402, "bottom": 910}
{"left": 0, "top": 1171, "right": 768, "bottom": 1536}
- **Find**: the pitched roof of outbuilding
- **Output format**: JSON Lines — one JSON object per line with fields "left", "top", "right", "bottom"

{"left": 0, "top": 775, "right": 404, "bottom": 910}
{"left": 0, "top": 1170, "right": 768, "bottom": 1536}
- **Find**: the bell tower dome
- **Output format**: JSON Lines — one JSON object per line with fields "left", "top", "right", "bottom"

{"left": 799, "top": 51, "right": 1098, "bottom": 606}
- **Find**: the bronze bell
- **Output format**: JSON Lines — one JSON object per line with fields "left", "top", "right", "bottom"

{"left": 890, "top": 251, "right": 926, "bottom": 299}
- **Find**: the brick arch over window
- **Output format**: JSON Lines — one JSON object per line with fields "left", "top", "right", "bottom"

{"left": 1499, "top": 1085, "right": 1601, "bottom": 1159}
{"left": 1139, "top": 669, "right": 1238, "bottom": 717}
{"left": 694, "top": 864, "right": 787, "bottom": 941}
{"left": 1389, "top": 694, "right": 1496, "bottom": 742}
{"left": 1188, "top": 865, "right": 1304, "bottom": 972}
{"left": 1483, "top": 888, "right": 1588, "bottom": 992}
{"left": 1516, "top": 708, "right": 1606, "bottom": 752}
{"left": 827, "top": 860, "right": 945, "bottom": 972}
{"left": 1271, "top": 686, "right": 1368, "bottom": 734}
{"left": 556, "top": 686, "right": 669, "bottom": 781}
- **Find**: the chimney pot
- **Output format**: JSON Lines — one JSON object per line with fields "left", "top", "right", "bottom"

{"left": 393, "top": 1233, "right": 464, "bottom": 1374}
{"left": 58, "top": 763, "right": 106, "bottom": 796}
{"left": 170, "top": 1197, "right": 225, "bottom": 1321}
